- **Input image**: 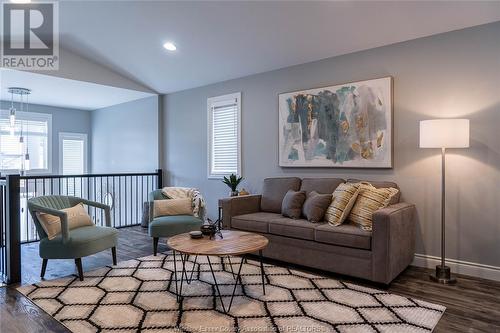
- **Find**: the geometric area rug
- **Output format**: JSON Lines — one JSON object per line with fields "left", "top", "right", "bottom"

{"left": 17, "top": 252, "right": 445, "bottom": 333}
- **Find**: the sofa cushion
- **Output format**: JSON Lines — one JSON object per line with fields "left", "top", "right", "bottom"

{"left": 149, "top": 215, "right": 202, "bottom": 238}
{"left": 314, "top": 223, "right": 372, "bottom": 250}
{"left": 261, "top": 177, "right": 301, "bottom": 213}
{"left": 40, "top": 226, "right": 118, "bottom": 259}
{"left": 231, "top": 212, "right": 281, "bottom": 233}
{"left": 300, "top": 178, "right": 345, "bottom": 194}
{"left": 347, "top": 179, "right": 400, "bottom": 204}
{"left": 282, "top": 190, "right": 306, "bottom": 219}
{"left": 268, "top": 217, "right": 320, "bottom": 241}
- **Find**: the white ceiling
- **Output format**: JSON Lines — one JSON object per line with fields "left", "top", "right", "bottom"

{"left": 58, "top": 1, "right": 500, "bottom": 93}
{"left": 0, "top": 69, "right": 154, "bottom": 110}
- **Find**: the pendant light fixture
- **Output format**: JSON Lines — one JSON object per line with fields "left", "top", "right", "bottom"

{"left": 19, "top": 94, "right": 24, "bottom": 160}
{"left": 24, "top": 92, "right": 30, "bottom": 171}
{"left": 9, "top": 90, "right": 16, "bottom": 135}
{"left": 7, "top": 87, "right": 32, "bottom": 171}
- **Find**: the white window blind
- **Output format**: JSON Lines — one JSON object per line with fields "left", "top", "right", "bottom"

{"left": 208, "top": 92, "right": 241, "bottom": 178}
{"left": 59, "top": 133, "right": 87, "bottom": 196}
{"left": 0, "top": 111, "right": 51, "bottom": 173}
{"left": 62, "top": 139, "right": 85, "bottom": 175}
{"left": 59, "top": 132, "right": 87, "bottom": 175}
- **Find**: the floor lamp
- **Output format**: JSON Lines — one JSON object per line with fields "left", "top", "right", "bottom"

{"left": 419, "top": 119, "right": 469, "bottom": 284}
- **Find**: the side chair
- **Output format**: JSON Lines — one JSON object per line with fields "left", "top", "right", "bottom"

{"left": 28, "top": 195, "right": 118, "bottom": 281}
{"left": 148, "top": 189, "right": 202, "bottom": 255}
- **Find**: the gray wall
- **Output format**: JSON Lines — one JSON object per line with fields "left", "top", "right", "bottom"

{"left": 0, "top": 101, "right": 91, "bottom": 174}
{"left": 162, "top": 21, "right": 500, "bottom": 268}
{"left": 91, "top": 96, "right": 160, "bottom": 173}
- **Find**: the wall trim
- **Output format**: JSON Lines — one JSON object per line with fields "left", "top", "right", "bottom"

{"left": 412, "top": 253, "right": 500, "bottom": 282}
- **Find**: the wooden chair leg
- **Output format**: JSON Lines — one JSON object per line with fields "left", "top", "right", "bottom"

{"left": 41, "top": 259, "right": 48, "bottom": 278}
{"left": 75, "top": 258, "right": 84, "bottom": 281}
{"left": 111, "top": 247, "right": 117, "bottom": 265}
{"left": 153, "top": 237, "right": 159, "bottom": 256}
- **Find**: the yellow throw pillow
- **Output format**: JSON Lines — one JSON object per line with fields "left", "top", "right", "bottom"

{"left": 36, "top": 203, "right": 94, "bottom": 240}
{"left": 325, "top": 182, "right": 360, "bottom": 226}
{"left": 348, "top": 182, "right": 399, "bottom": 231}
{"left": 153, "top": 198, "right": 193, "bottom": 217}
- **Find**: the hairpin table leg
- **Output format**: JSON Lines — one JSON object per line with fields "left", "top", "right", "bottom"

{"left": 259, "top": 250, "right": 266, "bottom": 295}
{"left": 172, "top": 250, "right": 180, "bottom": 302}
{"left": 207, "top": 256, "right": 227, "bottom": 313}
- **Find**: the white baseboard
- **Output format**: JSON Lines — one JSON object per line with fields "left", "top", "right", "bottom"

{"left": 412, "top": 254, "right": 500, "bottom": 282}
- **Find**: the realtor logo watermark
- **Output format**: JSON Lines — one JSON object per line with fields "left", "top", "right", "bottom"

{"left": 1, "top": 1, "right": 59, "bottom": 70}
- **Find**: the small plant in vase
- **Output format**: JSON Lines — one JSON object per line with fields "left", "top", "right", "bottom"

{"left": 223, "top": 173, "right": 244, "bottom": 197}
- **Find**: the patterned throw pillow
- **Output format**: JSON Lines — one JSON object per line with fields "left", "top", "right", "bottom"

{"left": 325, "top": 183, "right": 361, "bottom": 226}
{"left": 153, "top": 198, "right": 193, "bottom": 218}
{"left": 36, "top": 203, "right": 94, "bottom": 240}
{"left": 348, "top": 182, "right": 399, "bottom": 231}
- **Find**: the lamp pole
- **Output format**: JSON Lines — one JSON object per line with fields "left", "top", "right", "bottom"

{"left": 430, "top": 147, "right": 456, "bottom": 284}
{"left": 441, "top": 147, "right": 446, "bottom": 269}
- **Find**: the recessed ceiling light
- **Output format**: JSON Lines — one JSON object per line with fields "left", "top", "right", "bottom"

{"left": 163, "top": 42, "right": 177, "bottom": 51}
{"left": 10, "top": 0, "right": 32, "bottom": 3}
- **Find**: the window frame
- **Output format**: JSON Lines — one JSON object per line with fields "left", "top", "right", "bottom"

{"left": 59, "top": 132, "right": 88, "bottom": 175}
{"left": 207, "top": 92, "right": 242, "bottom": 179}
{"left": 0, "top": 110, "right": 52, "bottom": 175}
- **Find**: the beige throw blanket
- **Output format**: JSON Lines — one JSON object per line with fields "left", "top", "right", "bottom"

{"left": 161, "top": 187, "right": 206, "bottom": 219}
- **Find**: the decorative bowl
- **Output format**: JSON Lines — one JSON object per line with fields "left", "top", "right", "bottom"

{"left": 189, "top": 230, "right": 203, "bottom": 239}
{"left": 200, "top": 224, "right": 216, "bottom": 236}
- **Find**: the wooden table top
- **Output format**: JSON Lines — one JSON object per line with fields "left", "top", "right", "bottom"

{"left": 167, "top": 230, "right": 269, "bottom": 256}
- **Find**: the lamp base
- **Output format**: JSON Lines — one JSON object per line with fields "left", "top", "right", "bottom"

{"left": 429, "top": 265, "right": 456, "bottom": 284}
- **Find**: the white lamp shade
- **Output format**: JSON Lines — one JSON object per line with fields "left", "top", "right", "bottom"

{"left": 419, "top": 119, "right": 469, "bottom": 148}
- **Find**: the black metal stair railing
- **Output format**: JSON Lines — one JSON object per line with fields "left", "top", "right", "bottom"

{"left": 0, "top": 178, "right": 5, "bottom": 284}
{"left": 0, "top": 169, "right": 163, "bottom": 284}
{"left": 0, "top": 174, "right": 21, "bottom": 284}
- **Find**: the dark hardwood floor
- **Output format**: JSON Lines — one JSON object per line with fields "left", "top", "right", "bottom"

{"left": 1, "top": 226, "right": 499, "bottom": 333}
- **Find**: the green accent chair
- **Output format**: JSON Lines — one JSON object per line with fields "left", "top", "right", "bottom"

{"left": 27, "top": 196, "right": 118, "bottom": 281}
{"left": 148, "top": 189, "right": 203, "bottom": 255}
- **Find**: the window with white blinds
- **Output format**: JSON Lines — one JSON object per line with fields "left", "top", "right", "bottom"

{"left": 59, "top": 133, "right": 87, "bottom": 196}
{"left": 207, "top": 92, "right": 241, "bottom": 178}
{"left": 59, "top": 133, "right": 87, "bottom": 175}
{"left": 0, "top": 110, "right": 52, "bottom": 173}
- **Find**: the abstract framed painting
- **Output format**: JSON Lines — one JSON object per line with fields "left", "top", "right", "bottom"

{"left": 278, "top": 76, "right": 393, "bottom": 168}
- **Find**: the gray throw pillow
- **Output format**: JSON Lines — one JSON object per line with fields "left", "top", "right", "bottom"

{"left": 302, "top": 191, "right": 332, "bottom": 222}
{"left": 281, "top": 190, "right": 306, "bottom": 219}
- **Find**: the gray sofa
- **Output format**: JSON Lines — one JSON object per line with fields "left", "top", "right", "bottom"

{"left": 220, "top": 177, "right": 416, "bottom": 285}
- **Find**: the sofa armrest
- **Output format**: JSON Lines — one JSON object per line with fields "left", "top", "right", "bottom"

{"left": 219, "top": 195, "right": 262, "bottom": 228}
{"left": 372, "top": 202, "right": 416, "bottom": 284}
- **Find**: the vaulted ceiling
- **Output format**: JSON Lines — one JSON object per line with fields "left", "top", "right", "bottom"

{"left": 0, "top": 69, "right": 154, "bottom": 110}
{"left": 55, "top": 1, "right": 500, "bottom": 93}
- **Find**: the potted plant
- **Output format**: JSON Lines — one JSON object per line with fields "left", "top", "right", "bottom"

{"left": 222, "top": 174, "right": 244, "bottom": 197}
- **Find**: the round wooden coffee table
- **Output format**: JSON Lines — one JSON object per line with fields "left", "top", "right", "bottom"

{"left": 167, "top": 230, "right": 269, "bottom": 313}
